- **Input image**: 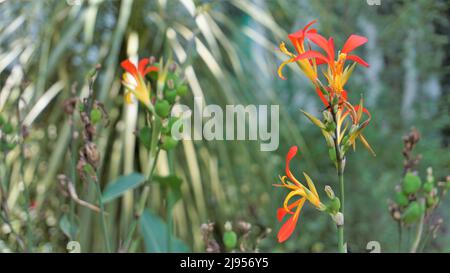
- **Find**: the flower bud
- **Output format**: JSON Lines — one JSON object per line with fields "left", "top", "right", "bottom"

{"left": 403, "top": 172, "right": 422, "bottom": 195}
{"left": 323, "top": 110, "right": 333, "bottom": 123}
{"left": 325, "top": 185, "right": 335, "bottom": 199}
{"left": 223, "top": 230, "right": 237, "bottom": 250}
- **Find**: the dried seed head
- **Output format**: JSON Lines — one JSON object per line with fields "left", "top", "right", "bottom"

{"left": 63, "top": 98, "right": 77, "bottom": 115}
{"left": 237, "top": 221, "right": 252, "bottom": 233}
{"left": 84, "top": 141, "right": 100, "bottom": 167}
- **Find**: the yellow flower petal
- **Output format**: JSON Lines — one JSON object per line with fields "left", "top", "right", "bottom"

{"left": 124, "top": 91, "right": 133, "bottom": 104}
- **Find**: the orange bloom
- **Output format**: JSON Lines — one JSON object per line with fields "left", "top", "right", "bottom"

{"left": 121, "top": 58, "right": 158, "bottom": 109}
{"left": 278, "top": 20, "right": 369, "bottom": 105}
{"left": 274, "top": 146, "right": 325, "bottom": 243}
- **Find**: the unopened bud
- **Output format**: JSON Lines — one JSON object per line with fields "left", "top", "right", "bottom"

{"left": 224, "top": 221, "right": 232, "bottom": 232}
{"left": 323, "top": 110, "right": 333, "bottom": 123}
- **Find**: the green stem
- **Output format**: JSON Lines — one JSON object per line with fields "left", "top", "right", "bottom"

{"left": 337, "top": 164, "right": 345, "bottom": 253}
{"left": 410, "top": 199, "right": 425, "bottom": 253}
{"left": 94, "top": 178, "right": 111, "bottom": 252}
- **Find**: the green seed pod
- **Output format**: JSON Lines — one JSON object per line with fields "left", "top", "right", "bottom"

{"left": 395, "top": 191, "right": 409, "bottom": 207}
{"left": 223, "top": 231, "right": 237, "bottom": 250}
{"left": 165, "top": 89, "right": 177, "bottom": 104}
{"left": 422, "top": 182, "right": 433, "bottom": 193}
{"left": 155, "top": 100, "right": 170, "bottom": 118}
{"left": 3, "top": 122, "right": 14, "bottom": 135}
{"left": 0, "top": 115, "right": 5, "bottom": 126}
{"left": 403, "top": 173, "right": 422, "bottom": 194}
{"left": 90, "top": 108, "right": 102, "bottom": 124}
{"left": 162, "top": 136, "right": 178, "bottom": 151}
{"left": 176, "top": 85, "right": 188, "bottom": 96}
{"left": 162, "top": 117, "right": 181, "bottom": 135}
{"left": 328, "top": 198, "right": 341, "bottom": 214}
{"left": 402, "top": 201, "right": 423, "bottom": 224}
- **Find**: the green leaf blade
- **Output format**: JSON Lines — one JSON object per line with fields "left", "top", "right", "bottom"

{"left": 101, "top": 173, "right": 146, "bottom": 203}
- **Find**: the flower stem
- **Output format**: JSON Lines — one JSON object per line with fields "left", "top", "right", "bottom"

{"left": 331, "top": 107, "right": 345, "bottom": 253}
{"left": 410, "top": 198, "right": 425, "bottom": 253}
{"left": 337, "top": 162, "right": 345, "bottom": 253}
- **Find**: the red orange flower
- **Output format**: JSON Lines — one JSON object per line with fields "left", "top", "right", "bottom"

{"left": 274, "top": 146, "right": 326, "bottom": 243}
{"left": 121, "top": 58, "right": 158, "bottom": 109}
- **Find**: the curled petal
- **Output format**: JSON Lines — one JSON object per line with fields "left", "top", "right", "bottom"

{"left": 277, "top": 199, "right": 302, "bottom": 221}
{"left": 285, "top": 146, "right": 304, "bottom": 187}
{"left": 283, "top": 190, "right": 304, "bottom": 214}
{"left": 277, "top": 57, "right": 296, "bottom": 80}
{"left": 305, "top": 33, "right": 333, "bottom": 60}
{"left": 121, "top": 59, "right": 138, "bottom": 76}
{"left": 138, "top": 58, "right": 149, "bottom": 76}
{"left": 342, "top": 35, "right": 368, "bottom": 54}
{"left": 277, "top": 199, "right": 306, "bottom": 243}
{"left": 294, "top": 50, "right": 329, "bottom": 64}
{"left": 143, "top": 66, "right": 158, "bottom": 75}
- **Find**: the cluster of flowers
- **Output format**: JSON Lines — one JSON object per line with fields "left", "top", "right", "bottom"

{"left": 274, "top": 20, "right": 373, "bottom": 243}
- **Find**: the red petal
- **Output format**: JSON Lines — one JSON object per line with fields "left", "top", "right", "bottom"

{"left": 143, "top": 66, "right": 158, "bottom": 75}
{"left": 138, "top": 58, "right": 149, "bottom": 76}
{"left": 346, "top": 54, "right": 369, "bottom": 67}
{"left": 277, "top": 199, "right": 302, "bottom": 221}
{"left": 277, "top": 215, "right": 299, "bottom": 243}
{"left": 342, "top": 35, "right": 368, "bottom": 54}
{"left": 288, "top": 20, "right": 317, "bottom": 45}
{"left": 121, "top": 59, "right": 138, "bottom": 76}
{"left": 305, "top": 33, "right": 333, "bottom": 60}
{"left": 294, "top": 50, "right": 329, "bottom": 64}
{"left": 328, "top": 37, "right": 335, "bottom": 61}
{"left": 341, "top": 90, "right": 348, "bottom": 101}
{"left": 285, "top": 146, "right": 301, "bottom": 186}
{"left": 315, "top": 87, "right": 329, "bottom": 106}
{"left": 302, "top": 20, "right": 317, "bottom": 32}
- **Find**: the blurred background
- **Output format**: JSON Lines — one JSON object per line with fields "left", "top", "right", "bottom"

{"left": 0, "top": 0, "right": 449, "bottom": 253}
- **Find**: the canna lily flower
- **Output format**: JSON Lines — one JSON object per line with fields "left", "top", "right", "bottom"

{"left": 296, "top": 32, "right": 369, "bottom": 98}
{"left": 278, "top": 20, "right": 319, "bottom": 83}
{"left": 278, "top": 20, "right": 369, "bottom": 105}
{"left": 274, "top": 146, "right": 326, "bottom": 243}
{"left": 121, "top": 58, "right": 158, "bottom": 109}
